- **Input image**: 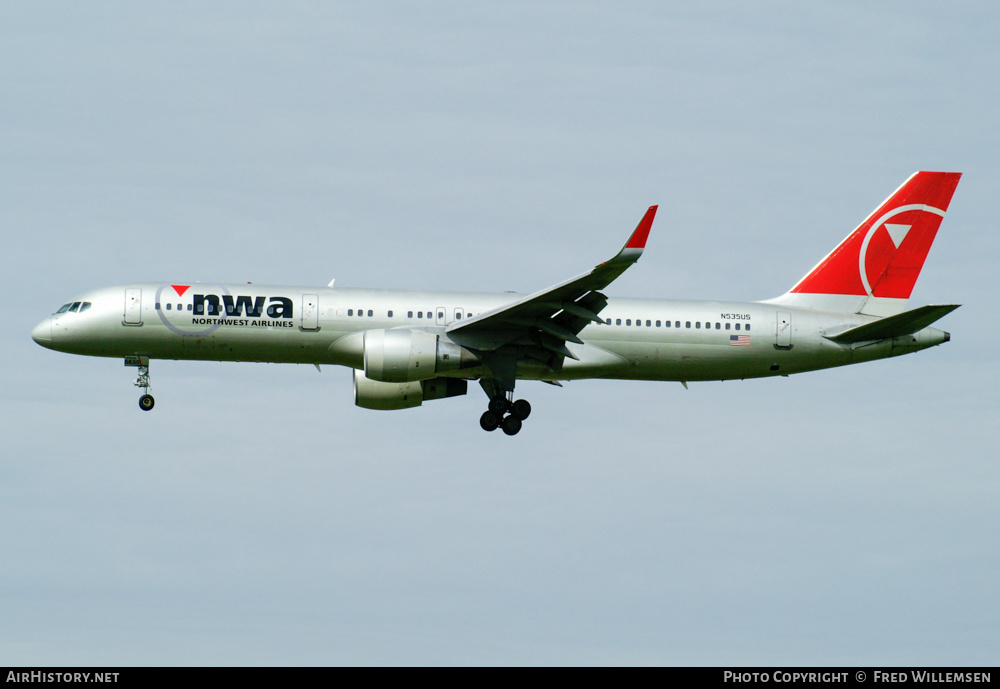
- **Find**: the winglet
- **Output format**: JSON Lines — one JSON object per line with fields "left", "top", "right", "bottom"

{"left": 610, "top": 205, "right": 658, "bottom": 264}
{"left": 625, "top": 205, "right": 658, "bottom": 250}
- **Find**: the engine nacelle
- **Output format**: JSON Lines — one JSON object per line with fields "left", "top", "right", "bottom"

{"left": 363, "top": 328, "right": 479, "bottom": 383}
{"left": 353, "top": 370, "right": 468, "bottom": 411}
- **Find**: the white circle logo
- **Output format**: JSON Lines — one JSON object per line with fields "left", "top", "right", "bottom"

{"left": 857, "top": 204, "right": 944, "bottom": 296}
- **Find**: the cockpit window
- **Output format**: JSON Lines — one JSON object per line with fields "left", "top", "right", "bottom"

{"left": 55, "top": 301, "right": 93, "bottom": 314}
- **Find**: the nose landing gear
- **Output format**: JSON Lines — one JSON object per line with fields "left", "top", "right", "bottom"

{"left": 125, "top": 355, "right": 155, "bottom": 411}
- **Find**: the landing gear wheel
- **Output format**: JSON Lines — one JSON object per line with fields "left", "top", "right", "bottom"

{"left": 139, "top": 394, "right": 155, "bottom": 411}
{"left": 501, "top": 414, "right": 522, "bottom": 436}
{"left": 488, "top": 397, "right": 509, "bottom": 414}
{"left": 480, "top": 410, "right": 501, "bottom": 432}
{"left": 511, "top": 399, "right": 531, "bottom": 420}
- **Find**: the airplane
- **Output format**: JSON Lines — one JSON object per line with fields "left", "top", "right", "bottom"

{"left": 31, "top": 171, "right": 961, "bottom": 436}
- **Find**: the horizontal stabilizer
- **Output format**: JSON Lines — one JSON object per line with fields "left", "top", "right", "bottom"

{"left": 825, "top": 304, "right": 960, "bottom": 344}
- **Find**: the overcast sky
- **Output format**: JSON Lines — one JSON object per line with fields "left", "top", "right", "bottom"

{"left": 2, "top": 2, "right": 998, "bottom": 666}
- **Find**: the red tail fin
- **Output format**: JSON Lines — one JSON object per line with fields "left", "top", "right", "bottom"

{"left": 778, "top": 171, "right": 960, "bottom": 315}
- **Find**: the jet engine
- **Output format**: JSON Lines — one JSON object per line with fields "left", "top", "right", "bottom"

{"left": 353, "top": 370, "right": 468, "bottom": 410}
{"left": 363, "top": 328, "right": 479, "bottom": 383}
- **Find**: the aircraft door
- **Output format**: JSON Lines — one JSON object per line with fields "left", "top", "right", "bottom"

{"left": 301, "top": 294, "right": 320, "bottom": 331}
{"left": 776, "top": 311, "right": 792, "bottom": 349}
{"left": 124, "top": 288, "right": 142, "bottom": 325}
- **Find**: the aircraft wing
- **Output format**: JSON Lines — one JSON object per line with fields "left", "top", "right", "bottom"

{"left": 446, "top": 206, "right": 658, "bottom": 364}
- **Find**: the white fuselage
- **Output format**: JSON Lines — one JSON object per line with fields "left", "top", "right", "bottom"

{"left": 31, "top": 282, "right": 949, "bottom": 384}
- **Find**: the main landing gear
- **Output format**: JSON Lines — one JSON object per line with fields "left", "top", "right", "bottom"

{"left": 479, "top": 395, "right": 531, "bottom": 436}
{"left": 477, "top": 371, "right": 532, "bottom": 436}
{"left": 126, "top": 356, "right": 155, "bottom": 411}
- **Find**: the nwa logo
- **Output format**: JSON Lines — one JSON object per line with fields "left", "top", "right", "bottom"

{"left": 155, "top": 284, "right": 296, "bottom": 337}
{"left": 193, "top": 294, "right": 293, "bottom": 318}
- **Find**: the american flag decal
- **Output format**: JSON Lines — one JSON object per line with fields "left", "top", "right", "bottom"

{"left": 729, "top": 334, "right": 750, "bottom": 347}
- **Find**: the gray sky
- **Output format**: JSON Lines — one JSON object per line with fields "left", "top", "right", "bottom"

{"left": 2, "top": 1, "right": 998, "bottom": 665}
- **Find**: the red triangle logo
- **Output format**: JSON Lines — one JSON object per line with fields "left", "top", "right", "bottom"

{"left": 171, "top": 285, "right": 190, "bottom": 297}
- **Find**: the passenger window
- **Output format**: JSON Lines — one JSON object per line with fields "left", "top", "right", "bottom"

{"left": 408, "top": 311, "right": 413, "bottom": 318}
{"left": 368, "top": 309, "right": 373, "bottom": 317}
{"left": 616, "top": 319, "right": 621, "bottom": 325}
{"left": 605, "top": 318, "right": 611, "bottom": 325}
{"left": 80, "top": 302, "right": 92, "bottom": 313}
{"left": 675, "top": 321, "right": 681, "bottom": 328}
{"left": 735, "top": 323, "right": 740, "bottom": 330}
{"left": 746, "top": 324, "right": 751, "bottom": 331}
{"left": 388, "top": 310, "right": 394, "bottom": 318}
{"left": 155, "top": 303, "right": 161, "bottom": 310}
{"left": 348, "top": 309, "right": 353, "bottom": 316}
{"left": 656, "top": 320, "right": 661, "bottom": 327}
{"left": 418, "top": 312, "right": 423, "bottom": 318}
{"left": 626, "top": 319, "right": 631, "bottom": 326}
{"left": 715, "top": 323, "right": 720, "bottom": 330}
{"left": 725, "top": 322, "right": 731, "bottom": 330}
{"left": 646, "top": 320, "right": 651, "bottom": 327}
{"left": 187, "top": 304, "right": 192, "bottom": 311}
{"left": 696, "top": 322, "right": 701, "bottom": 329}
{"left": 166, "top": 303, "right": 171, "bottom": 311}
{"left": 685, "top": 321, "right": 691, "bottom": 328}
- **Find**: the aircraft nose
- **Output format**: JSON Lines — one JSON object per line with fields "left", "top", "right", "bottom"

{"left": 31, "top": 318, "right": 52, "bottom": 347}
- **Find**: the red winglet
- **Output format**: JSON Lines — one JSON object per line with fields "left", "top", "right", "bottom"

{"left": 626, "top": 205, "right": 658, "bottom": 250}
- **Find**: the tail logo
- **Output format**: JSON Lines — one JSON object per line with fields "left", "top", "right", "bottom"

{"left": 858, "top": 204, "right": 945, "bottom": 297}
{"left": 785, "top": 171, "right": 960, "bottom": 308}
